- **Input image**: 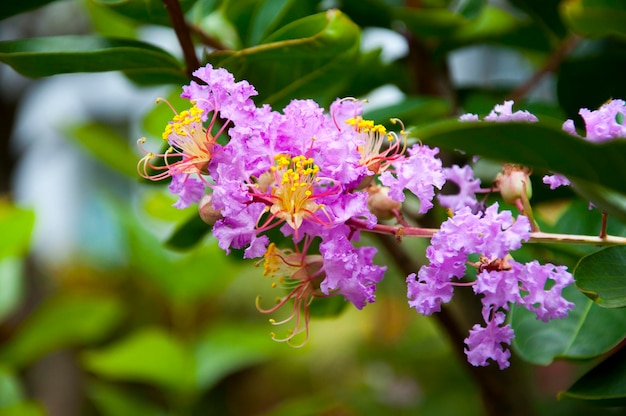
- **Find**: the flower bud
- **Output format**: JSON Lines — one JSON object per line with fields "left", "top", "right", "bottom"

{"left": 496, "top": 165, "right": 532, "bottom": 204}
{"left": 367, "top": 185, "right": 402, "bottom": 220}
{"left": 198, "top": 193, "right": 222, "bottom": 225}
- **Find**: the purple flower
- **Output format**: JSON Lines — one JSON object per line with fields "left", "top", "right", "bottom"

{"left": 543, "top": 174, "right": 570, "bottom": 190}
{"left": 474, "top": 269, "right": 521, "bottom": 310}
{"left": 379, "top": 144, "right": 445, "bottom": 213}
{"left": 464, "top": 311, "right": 514, "bottom": 369}
{"left": 437, "top": 165, "right": 482, "bottom": 213}
{"left": 459, "top": 101, "right": 538, "bottom": 123}
{"left": 484, "top": 101, "right": 538, "bottom": 123}
{"left": 516, "top": 261, "right": 574, "bottom": 322}
{"left": 168, "top": 174, "right": 205, "bottom": 209}
{"left": 320, "top": 233, "right": 386, "bottom": 309}
{"left": 578, "top": 99, "right": 626, "bottom": 142}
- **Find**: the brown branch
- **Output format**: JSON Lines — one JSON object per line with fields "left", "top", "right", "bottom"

{"left": 187, "top": 23, "right": 227, "bottom": 51}
{"left": 506, "top": 35, "right": 582, "bottom": 103}
{"left": 161, "top": 0, "right": 200, "bottom": 77}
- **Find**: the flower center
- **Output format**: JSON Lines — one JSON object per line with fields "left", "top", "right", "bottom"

{"left": 163, "top": 105, "right": 213, "bottom": 174}
{"left": 269, "top": 154, "right": 323, "bottom": 231}
{"left": 346, "top": 116, "right": 405, "bottom": 174}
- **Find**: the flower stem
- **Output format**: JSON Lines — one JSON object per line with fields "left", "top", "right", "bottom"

{"left": 347, "top": 218, "right": 626, "bottom": 246}
{"left": 161, "top": 0, "right": 200, "bottom": 77}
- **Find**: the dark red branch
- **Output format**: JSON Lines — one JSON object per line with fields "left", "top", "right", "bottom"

{"left": 161, "top": 0, "right": 200, "bottom": 77}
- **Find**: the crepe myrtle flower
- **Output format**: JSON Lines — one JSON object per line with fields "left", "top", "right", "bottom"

{"left": 256, "top": 231, "right": 385, "bottom": 346}
{"left": 407, "top": 203, "right": 574, "bottom": 368}
{"left": 460, "top": 100, "right": 538, "bottom": 123}
{"left": 563, "top": 98, "right": 626, "bottom": 142}
{"left": 137, "top": 64, "right": 258, "bottom": 209}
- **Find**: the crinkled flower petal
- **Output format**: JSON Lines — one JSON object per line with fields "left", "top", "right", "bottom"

{"left": 437, "top": 165, "right": 482, "bottom": 213}
{"left": 543, "top": 174, "right": 570, "bottom": 190}
{"left": 319, "top": 233, "right": 385, "bottom": 309}
{"left": 169, "top": 174, "right": 205, "bottom": 209}
{"left": 464, "top": 311, "right": 514, "bottom": 369}
{"left": 516, "top": 261, "right": 574, "bottom": 322}
{"left": 380, "top": 144, "right": 445, "bottom": 213}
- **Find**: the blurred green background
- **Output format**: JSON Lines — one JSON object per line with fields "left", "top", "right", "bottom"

{"left": 2, "top": 0, "right": 626, "bottom": 415}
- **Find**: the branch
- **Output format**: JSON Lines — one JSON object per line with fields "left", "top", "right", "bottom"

{"left": 347, "top": 218, "right": 626, "bottom": 246}
{"left": 161, "top": 0, "right": 200, "bottom": 77}
{"left": 506, "top": 35, "right": 581, "bottom": 103}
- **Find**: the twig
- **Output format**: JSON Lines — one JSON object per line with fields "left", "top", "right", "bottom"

{"left": 161, "top": 0, "right": 200, "bottom": 77}
{"left": 506, "top": 35, "right": 581, "bottom": 102}
{"left": 347, "top": 218, "right": 626, "bottom": 246}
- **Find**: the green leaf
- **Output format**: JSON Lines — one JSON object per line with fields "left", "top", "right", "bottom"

{"left": 87, "top": 381, "right": 166, "bottom": 416}
{"left": 0, "top": 258, "right": 24, "bottom": 322}
{"left": 575, "top": 246, "right": 626, "bottom": 308}
{"left": 65, "top": 122, "right": 139, "bottom": 178}
{"left": 570, "top": 179, "right": 626, "bottom": 224}
{"left": 416, "top": 119, "right": 626, "bottom": 196}
{"left": 0, "top": 35, "right": 184, "bottom": 83}
{"left": 247, "top": 0, "right": 319, "bottom": 45}
{"left": 91, "top": 0, "right": 196, "bottom": 26}
{"left": 82, "top": 328, "right": 195, "bottom": 393}
{"left": 0, "top": 204, "right": 34, "bottom": 259}
{"left": 363, "top": 96, "right": 451, "bottom": 127}
{"left": 165, "top": 214, "right": 212, "bottom": 251}
{"left": 194, "top": 323, "right": 279, "bottom": 390}
{"left": 0, "top": 293, "right": 124, "bottom": 368}
{"left": 511, "top": 285, "right": 626, "bottom": 365}
{"left": 448, "top": 6, "right": 519, "bottom": 44}
{"left": 208, "top": 9, "right": 361, "bottom": 108}
{"left": 510, "top": 0, "right": 567, "bottom": 39}
{"left": 559, "top": 347, "right": 626, "bottom": 406}
{"left": 393, "top": 7, "right": 466, "bottom": 38}
{"left": 561, "top": 0, "right": 626, "bottom": 38}
{"left": 0, "top": 0, "right": 61, "bottom": 21}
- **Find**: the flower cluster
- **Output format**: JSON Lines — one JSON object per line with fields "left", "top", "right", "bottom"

{"left": 139, "top": 64, "right": 444, "bottom": 344}
{"left": 139, "top": 67, "right": 579, "bottom": 365}
{"left": 407, "top": 204, "right": 574, "bottom": 369}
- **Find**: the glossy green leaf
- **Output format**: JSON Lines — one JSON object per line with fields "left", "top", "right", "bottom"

{"left": 208, "top": 9, "right": 361, "bottom": 108}
{"left": 449, "top": 6, "right": 519, "bottom": 44}
{"left": 0, "top": 36, "right": 183, "bottom": 82}
{"left": 559, "top": 347, "right": 626, "bottom": 406}
{"left": 91, "top": 0, "right": 196, "bottom": 26}
{"left": 0, "top": 293, "right": 124, "bottom": 368}
{"left": 363, "top": 96, "right": 451, "bottom": 127}
{"left": 455, "top": 0, "right": 487, "bottom": 19}
{"left": 511, "top": 285, "right": 626, "bottom": 365}
{"left": 194, "top": 323, "right": 279, "bottom": 390}
{"left": 570, "top": 179, "right": 626, "bottom": 224}
{"left": 82, "top": 328, "right": 195, "bottom": 392}
{"left": 510, "top": 0, "right": 567, "bottom": 38}
{"left": 165, "top": 214, "right": 212, "bottom": 251}
{"left": 0, "top": 258, "right": 24, "bottom": 322}
{"left": 561, "top": 0, "right": 626, "bottom": 38}
{"left": 393, "top": 7, "right": 466, "bottom": 38}
{"left": 575, "top": 246, "right": 626, "bottom": 308}
{"left": 0, "top": 204, "right": 34, "bottom": 259}
{"left": 87, "top": 381, "right": 166, "bottom": 416}
{"left": 65, "top": 122, "right": 139, "bottom": 178}
{"left": 0, "top": 0, "right": 61, "bottom": 21}
{"left": 85, "top": 0, "right": 137, "bottom": 38}
{"left": 247, "top": 0, "right": 319, "bottom": 45}
{"left": 416, "top": 119, "right": 626, "bottom": 196}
